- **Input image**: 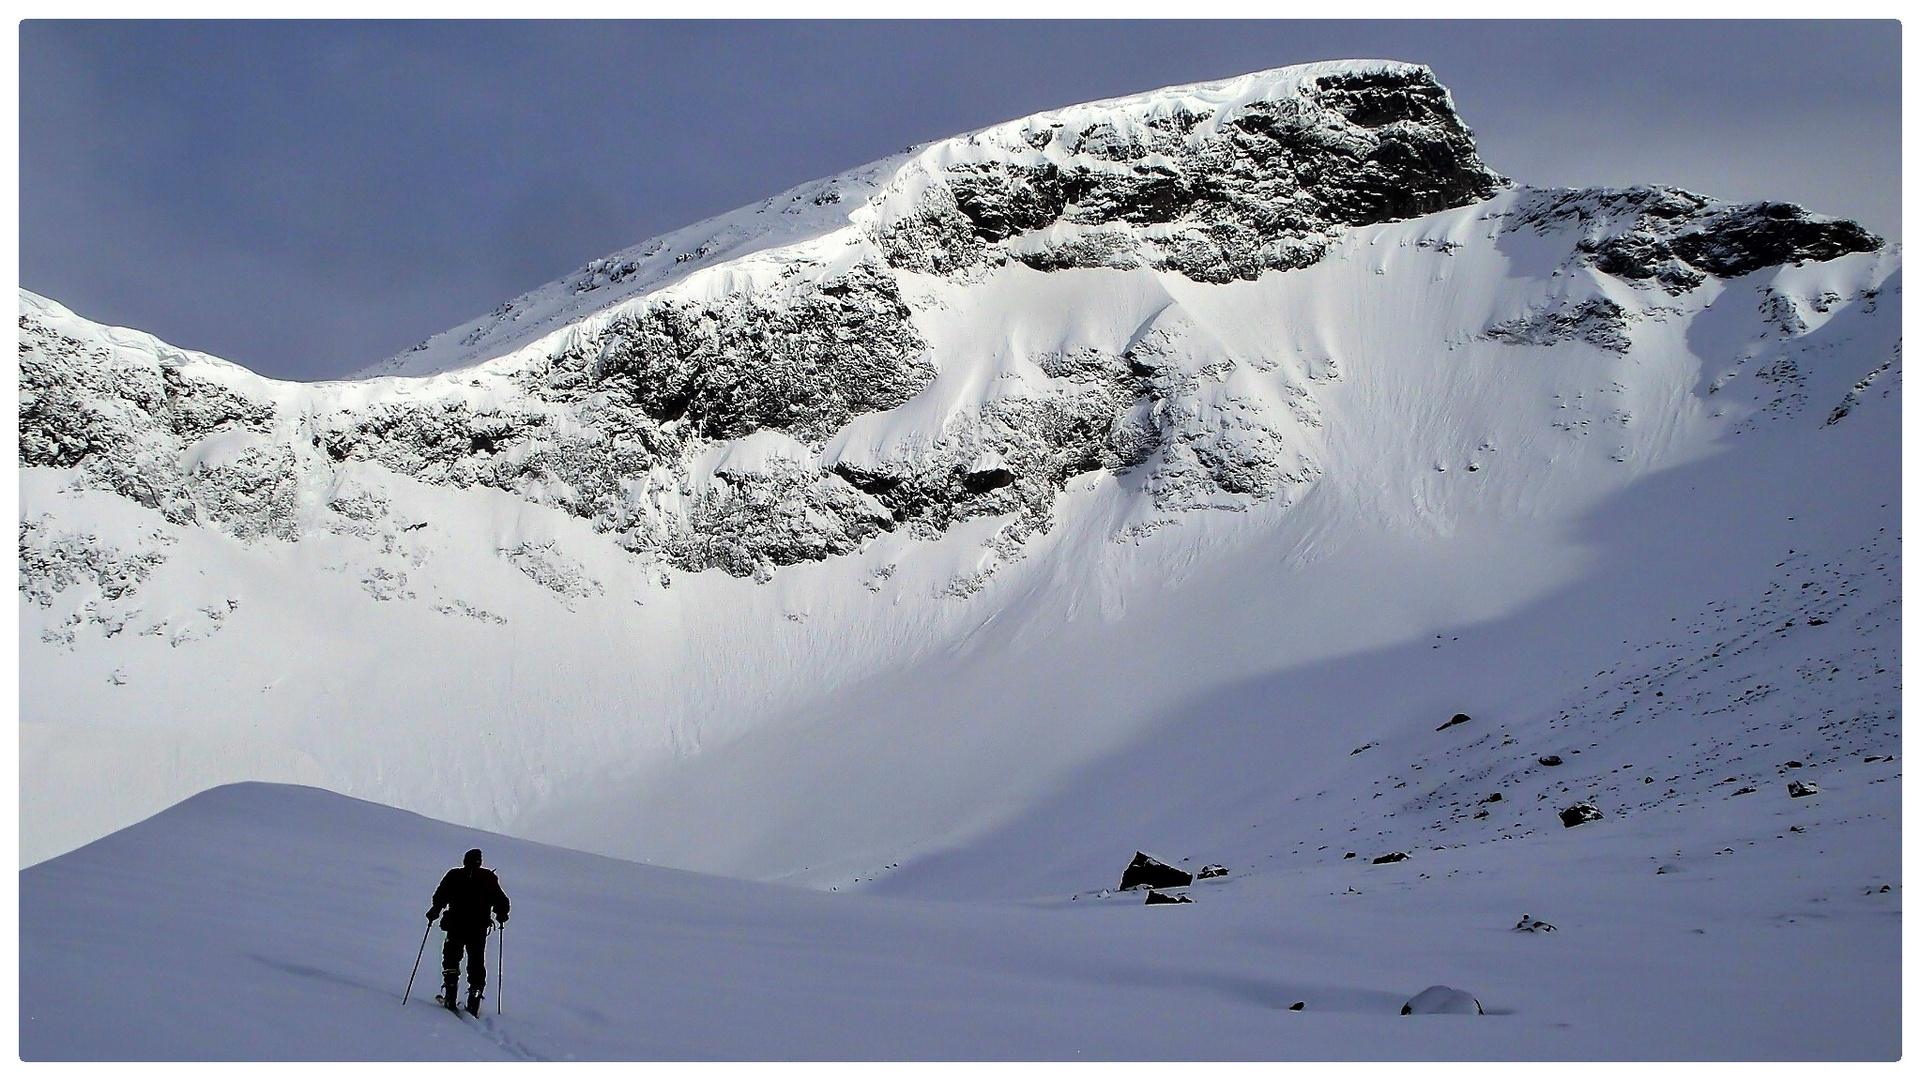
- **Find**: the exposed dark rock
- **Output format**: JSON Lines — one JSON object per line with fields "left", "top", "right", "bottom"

{"left": 1120, "top": 852, "right": 1194, "bottom": 891}
{"left": 1538, "top": 755, "right": 1564, "bottom": 767}
{"left": 1788, "top": 780, "right": 1820, "bottom": 798}
{"left": 1480, "top": 792, "right": 1503, "bottom": 804}
{"left": 586, "top": 261, "right": 932, "bottom": 444}
{"left": 1436, "top": 712, "right": 1471, "bottom": 731}
{"left": 1513, "top": 913, "right": 1556, "bottom": 932}
{"left": 1196, "top": 864, "right": 1229, "bottom": 880}
{"left": 1143, "top": 890, "right": 1193, "bottom": 905}
{"left": 1508, "top": 187, "right": 1881, "bottom": 295}
{"left": 1486, "top": 297, "right": 1633, "bottom": 353}
{"left": 1784, "top": 760, "right": 1805, "bottom": 769}
{"left": 1559, "top": 802, "right": 1604, "bottom": 828}
{"left": 960, "top": 467, "right": 1017, "bottom": 494}
{"left": 1372, "top": 851, "right": 1411, "bottom": 864}
{"left": 16, "top": 315, "right": 299, "bottom": 539}
{"left": 1288, "top": 1001, "right": 1306, "bottom": 1011}
{"left": 872, "top": 64, "right": 1503, "bottom": 285}
{"left": 1343, "top": 852, "right": 1357, "bottom": 859}
{"left": 1669, "top": 203, "right": 1882, "bottom": 278}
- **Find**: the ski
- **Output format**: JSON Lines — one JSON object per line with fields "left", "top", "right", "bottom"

{"left": 433, "top": 993, "right": 482, "bottom": 1018}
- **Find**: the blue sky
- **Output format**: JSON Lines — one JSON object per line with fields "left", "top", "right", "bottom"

{"left": 18, "top": 20, "right": 1901, "bottom": 381}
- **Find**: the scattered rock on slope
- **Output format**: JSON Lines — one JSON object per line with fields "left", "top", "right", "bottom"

{"left": 1119, "top": 852, "right": 1193, "bottom": 890}
{"left": 1559, "top": 803, "right": 1604, "bottom": 828}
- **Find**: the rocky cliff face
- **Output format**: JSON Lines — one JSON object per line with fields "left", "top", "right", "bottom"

{"left": 16, "top": 61, "right": 1889, "bottom": 595}
{"left": 865, "top": 63, "right": 1505, "bottom": 283}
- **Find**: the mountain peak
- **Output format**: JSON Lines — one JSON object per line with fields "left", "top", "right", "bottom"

{"left": 362, "top": 59, "right": 1502, "bottom": 380}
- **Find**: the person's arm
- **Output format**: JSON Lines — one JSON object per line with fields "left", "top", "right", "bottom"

{"left": 428, "top": 870, "right": 453, "bottom": 918}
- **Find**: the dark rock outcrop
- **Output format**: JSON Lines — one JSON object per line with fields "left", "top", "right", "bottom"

{"left": 1372, "top": 851, "right": 1411, "bottom": 864}
{"left": 1120, "top": 852, "right": 1194, "bottom": 891}
{"left": 1487, "top": 297, "right": 1633, "bottom": 353}
{"left": 1788, "top": 780, "right": 1820, "bottom": 798}
{"left": 1196, "top": 864, "right": 1229, "bottom": 880}
{"left": 872, "top": 64, "right": 1504, "bottom": 285}
{"left": 1506, "top": 186, "right": 1881, "bottom": 295}
{"left": 1559, "top": 803, "right": 1604, "bottom": 828}
{"left": 1436, "top": 712, "right": 1471, "bottom": 731}
{"left": 1144, "top": 890, "right": 1193, "bottom": 905}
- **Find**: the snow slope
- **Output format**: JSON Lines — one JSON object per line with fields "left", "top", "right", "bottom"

{"left": 19, "top": 780, "right": 1899, "bottom": 1060}
{"left": 19, "top": 188, "right": 1898, "bottom": 876}
{"left": 14, "top": 56, "right": 1903, "bottom": 1061}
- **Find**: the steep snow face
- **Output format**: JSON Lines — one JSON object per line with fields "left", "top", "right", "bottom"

{"left": 15, "top": 60, "right": 1900, "bottom": 878}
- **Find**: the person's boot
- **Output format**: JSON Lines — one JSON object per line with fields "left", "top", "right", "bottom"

{"left": 442, "top": 979, "right": 461, "bottom": 1010}
{"left": 466, "top": 990, "right": 483, "bottom": 1017}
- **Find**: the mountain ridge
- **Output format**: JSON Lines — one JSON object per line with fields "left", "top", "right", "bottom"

{"left": 17, "top": 59, "right": 1900, "bottom": 886}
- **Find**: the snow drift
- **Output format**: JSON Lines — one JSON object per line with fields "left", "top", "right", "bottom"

{"left": 19, "top": 780, "right": 1899, "bottom": 1059}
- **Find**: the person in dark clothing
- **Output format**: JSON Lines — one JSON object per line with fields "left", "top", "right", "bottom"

{"left": 427, "top": 848, "right": 510, "bottom": 1015}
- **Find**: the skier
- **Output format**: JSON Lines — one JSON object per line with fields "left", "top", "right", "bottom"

{"left": 426, "top": 848, "right": 510, "bottom": 1015}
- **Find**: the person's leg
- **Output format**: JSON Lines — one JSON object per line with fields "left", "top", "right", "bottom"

{"left": 440, "top": 933, "right": 461, "bottom": 1005}
{"left": 466, "top": 932, "right": 487, "bottom": 996}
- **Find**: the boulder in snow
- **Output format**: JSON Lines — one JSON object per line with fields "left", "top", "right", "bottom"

{"left": 1513, "top": 913, "right": 1556, "bottom": 932}
{"left": 1788, "top": 780, "right": 1820, "bottom": 798}
{"left": 1436, "top": 713, "right": 1471, "bottom": 731}
{"left": 1372, "top": 851, "right": 1411, "bottom": 864}
{"left": 1538, "top": 754, "right": 1564, "bottom": 767}
{"left": 1196, "top": 864, "right": 1229, "bottom": 880}
{"left": 1401, "top": 985, "right": 1484, "bottom": 1015}
{"left": 1120, "top": 852, "right": 1193, "bottom": 891}
{"left": 1559, "top": 803, "right": 1604, "bottom": 827}
{"left": 1143, "top": 890, "right": 1192, "bottom": 905}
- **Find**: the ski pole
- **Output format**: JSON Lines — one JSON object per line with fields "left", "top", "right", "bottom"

{"left": 402, "top": 917, "right": 432, "bottom": 1005}
{"left": 496, "top": 922, "right": 505, "bottom": 1015}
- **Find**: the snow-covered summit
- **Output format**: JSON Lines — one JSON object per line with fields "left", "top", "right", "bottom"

{"left": 360, "top": 59, "right": 1503, "bottom": 380}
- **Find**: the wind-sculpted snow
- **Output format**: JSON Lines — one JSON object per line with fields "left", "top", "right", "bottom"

{"left": 864, "top": 63, "right": 1505, "bottom": 283}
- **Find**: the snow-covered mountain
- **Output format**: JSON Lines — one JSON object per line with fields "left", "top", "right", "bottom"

{"left": 18, "top": 50, "right": 1898, "bottom": 951}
